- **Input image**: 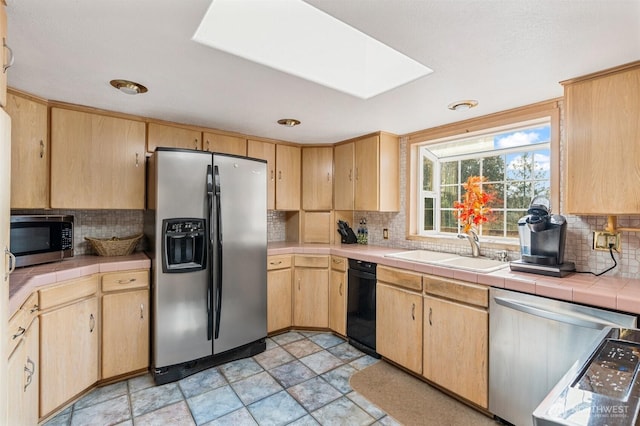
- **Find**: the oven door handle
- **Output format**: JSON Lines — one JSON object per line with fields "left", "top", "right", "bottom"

{"left": 493, "top": 296, "right": 617, "bottom": 330}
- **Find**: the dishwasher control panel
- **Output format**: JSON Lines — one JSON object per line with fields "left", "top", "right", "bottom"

{"left": 573, "top": 339, "right": 640, "bottom": 399}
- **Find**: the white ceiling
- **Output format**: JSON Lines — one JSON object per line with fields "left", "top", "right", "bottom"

{"left": 6, "top": 0, "right": 640, "bottom": 144}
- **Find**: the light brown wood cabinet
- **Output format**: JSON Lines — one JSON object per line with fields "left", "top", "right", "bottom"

{"left": 0, "top": 108, "right": 9, "bottom": 426}
{"left": 101, "top": 270, "right": 149, "bottom": 379}
{"left": 333, "top": 142, "right": 355, "bottom": 210}
{"left": 329, "top": 256, "right": 347, "bottom": 336}
{"left": 275, "top": 144, "right": 301, "bottom": 210}
{"left": 147, "top": 122, "right": 201, "bottom": 152}
{"left": 0, "top": 4, "right": 8, "bottom": 108}
{"left": 7, "top": 292, "right": 39, "bottom": 426}
{"left": 423, "top": 275, "right": 489, "bottom": 408}
{"left": 248, "top": 139, "right": 276, "bottom": 210}
{"left": 376, "top": 265, "right": 423, "bottom": 374}
{"left": 267, "top": 255, "right": 293, "bottom": 333}
{"left": 203, "top": 131, "right": 246, "bottom": 155}
{"left": 302, "top": 146, "right": 333, "bottom": 210}
{"left": 293, "top": 255, "right": 329, "bottom": 328}
{"left": 355, "top": 133, "right": 399, "bottom": 211}
{"left": 50, "top": 108, "right": 146, "bottom": 209}
{"left": 562, "top": 61, "right": 640, "bottom": 214}
{"left": 7, "top": 91, "right": 49, "bottom": 208}
{"left": 39, "top": 276, "right": 99, "bottom": 417}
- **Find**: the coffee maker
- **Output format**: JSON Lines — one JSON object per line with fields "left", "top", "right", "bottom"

{"left": 510, "top": 197, "right": 575, "bottom": 277}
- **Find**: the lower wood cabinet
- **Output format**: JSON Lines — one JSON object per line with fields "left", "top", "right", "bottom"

{"left": 329, "top": 256, "right": 347, "bottom": 336}
{"left": 293, "top": 255, "right": 329, "bottom": 328}
{"left": 40, "top": 295, "right": 99, "bottom": 417}
{"left": 423, "top": 276, "right": 489, "bottom": 408}
{"left": 267, "top": 255, "right": 292, "bottom": 333}
{"left": 7, "top": 316, "right": 39, "bottom": 426}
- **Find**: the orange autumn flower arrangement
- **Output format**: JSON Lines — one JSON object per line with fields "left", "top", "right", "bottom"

{"left": 453, "top": 176, "right": 495, "bottom": 233}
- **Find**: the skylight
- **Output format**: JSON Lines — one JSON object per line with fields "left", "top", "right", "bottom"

{"left": 192, "top": 0, "right": 433, "bottom": 99}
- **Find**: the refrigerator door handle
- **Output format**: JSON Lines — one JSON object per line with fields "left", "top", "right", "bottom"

{"left": 206, "top": 165, "right": 214, "bottom": 341}
{"left": 214, "top": 165, "right": 223, "bottom": 339}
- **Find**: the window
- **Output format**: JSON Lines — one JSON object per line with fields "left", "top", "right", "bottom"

{"left": 407, "top": 101, "right": 560, "bottom": 244}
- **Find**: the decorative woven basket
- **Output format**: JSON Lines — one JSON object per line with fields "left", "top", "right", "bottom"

{"left": 84, "top": 234, "right": 143, "bottom": 257}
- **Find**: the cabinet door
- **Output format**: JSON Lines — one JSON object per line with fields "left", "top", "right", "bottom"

{"left": 293, "top": 268, "right": 328, "bottom": 328}
{"left": 102, "top": 290, "right": 149, "bottom": 379}
{"left": 565, "top": 65, "right": 640, "bottom": 214}
{"left": 23, "top": 318, "right": 39, "bottom": 426}
{"left": 147, "top": 122, "right": 201, "bottom": 152}
{"left": 329, "top": 269, "right": 347, "bottom": 336}
{"left": 376, "top": 283, "right": 422, "bottom": 374}
{"left": 0, "top": 4, "right": 7, "bottom": 107}
{"left": 302, "top": 146, "right": 333, "bottom": 210}
{"left": 50, "top": 108, "right": 146, "bottom": 209}
{"left": 247, "top": 140, "right": 276, "bottom": 210}
{"left": 275, "top": 144, "right": 301, "bottom": 210}
{"left": 203, "top": 132, "right": 246, "bottom": 155}
{"left": 7, "top": 340, "right": 25, "bottom": 426}
{"left": 7, "top": 92, "right": 49, "bottom": 208}
{"left": 40, "top": 297, "right": 99, "bottom": 417}
{"left": 354, "top": 135, "right": 379, "bottom": 211}
{"left": 267, "top": 268, "right": 292, "bottom": 333}
{"left": 423, "top": 295, "right": 488, "bottom": 408}
{"left": 0, "top": 109, "right": 10, "bottom": 426}
{"left": 334, "top": 142, "right": 354, "bottom": 210}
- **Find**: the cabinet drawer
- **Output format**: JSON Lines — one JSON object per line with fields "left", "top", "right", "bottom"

{"left": 267, "top": 255, "right": 292, "bottom": 271}
{"left": 7, "top": 307, "right": 28, "bottom": 355}
{"left": 294, "top": 255, "right": 329, "bottom": 268}
{"left": 377, "top": 265, "right": 423, "bottom": 292}
{"left": 102, "top": 270, "right": 149, "bottom": 292}
{"left": 423, "top": 275, "right": 488, "bottom": 308}
{"left": 39, "top": 275, "right": 99, "bottom": 310}
{"left": 330, "top": 256, "right": 347, "bottom": 272}
{"left": 22, "top": 292, "right": 40, "bottom": 324}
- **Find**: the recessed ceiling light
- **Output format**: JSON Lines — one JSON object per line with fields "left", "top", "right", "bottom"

{"left": 448, "top": 100, "right": 478, "bottom": 111}
{"left": 110, "top": 79, "right": 148, "bottom": 95}
{"left": 277, "top": 118, "right": 301, "bottom": 127}
{"left": 192, "top": 0, "right": 433, "bottom": 99}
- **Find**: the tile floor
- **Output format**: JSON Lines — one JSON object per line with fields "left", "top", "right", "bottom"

{"left": 43, "top": 331, "right": 403, "bottom": 426}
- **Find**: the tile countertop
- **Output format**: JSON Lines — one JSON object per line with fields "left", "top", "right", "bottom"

{"left": 8, "top": 252, "right": 151, "bottom": 317}
{"left": 268, "top": 242, "right": 640, "bottom": 316}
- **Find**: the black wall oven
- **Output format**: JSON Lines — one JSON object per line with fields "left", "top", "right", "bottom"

{"left": 347, "top": 259, "right": 379, "bottom": 357}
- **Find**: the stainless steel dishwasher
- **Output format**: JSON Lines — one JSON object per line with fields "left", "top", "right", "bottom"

{"left": 489, "top": 288, "right": 637, "bottom": 426}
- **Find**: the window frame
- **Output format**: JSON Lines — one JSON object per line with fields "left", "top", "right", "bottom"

{"left": 405, "top": 99, "right": 561, "bottom": 248}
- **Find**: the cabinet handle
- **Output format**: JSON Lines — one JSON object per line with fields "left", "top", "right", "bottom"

{"left": 355, "top": 167, "right": 359, "bottom": 181}
{"left": 29, "top": 304, "right": 39, "bottom": 314}
{"left": 39, "top": 140, "right": 45, "bottom": 158}
{"left": 339, "top": 282, "right": 343, "bottom": 296}
{"left": 117, "top": 278, "right": 137, "bottom": 284}
{"left": 140, "top": 304, "right": 144, "bottom": 319}
{"left": 3, "top": 38, "right": 14, "bottom": 73}
{"left": 89, "top": 313, "right": 95, "bottom": 333}
{"left": 24, "top": 357, "right": 35, "bottom": 391}
{"left": 278, "top": 170, "right": 282, "bottom": 180}
{"left": 198, "top": 139, "right": 202, "bottom": 150}
{"left": 348, "top": 169, "right": 352, "bottom": 182}
{"left": 411, "top": 303, "right": 415, "bottom": 320}
{"left": 135, "top": 152, "right": 140, "bottom": 167}
{"left": 429, "top": 307, "right": 432, "bottom": 326}
{"left": 5, "top": 247, "right": 16, "bottom": 281}
{"left": 332, "top": 258, "right": 343, "bottom": 264}
{"left": 12, "top": 327, "right": 25, "bottom": 340}
{"left": 298, "top": 279, "right": 301, "bottom": 291}
{"left": 269, "top": 260, "right": 282, "bottom": 266}
{"left": 270, "top": 170, "right": 274, "bottom": 181}
{"left": 327, "top": 172, "right": 330, "bottom": 182}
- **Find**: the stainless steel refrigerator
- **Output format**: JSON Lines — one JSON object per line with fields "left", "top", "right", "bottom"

{"left": 145, "top": 148, "right": 267, "bottom": 384}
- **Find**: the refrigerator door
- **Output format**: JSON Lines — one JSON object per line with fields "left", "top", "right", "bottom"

{"left": 212, "top": 154, "right": 267, "bottom": 355}
{"left": 152, "top": 149, "right": 213, "bottom": 368}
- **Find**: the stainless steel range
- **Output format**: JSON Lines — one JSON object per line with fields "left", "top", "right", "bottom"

{"left": 534, "top": 327, "right": 640, "bottom": 426}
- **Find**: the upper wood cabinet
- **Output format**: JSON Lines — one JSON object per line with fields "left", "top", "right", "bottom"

{"left": 247, "top": 139, "right": 276, "bottom": 210}
{"left": 275, "top": 144, "right": 301, "bottom": 210}
{"left": 147, "top": 122, "right": 201, "bottom": 152}
{"left": 50, "top": 108, "right": 146, "bottom": 209}
{"left": 203, "top": 131, "right": 246, "bottom": 156}
{"left": 334, "top": 133, "right": 399, "bottom": 212}
{"left": 562, "top": 62, "right": 640, "bottom": 214}
{"left": 302, "top": 146, "right": 333, "bottom": 210}
{"left": 334, "top": 142, "right": 355, "bottom": 210}
{"left": 7, "top": 91, "right": 49, "bottom": 209}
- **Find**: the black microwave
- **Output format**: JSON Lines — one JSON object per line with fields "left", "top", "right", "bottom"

{"left": 9, "top": 215, "right": 74, "bottom": 267}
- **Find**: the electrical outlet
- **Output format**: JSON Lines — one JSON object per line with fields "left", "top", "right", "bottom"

{"left": 593, "top": 231, "right": 621, "bottom": 252}
{"left": 383, "top": 228, "right": 389, "bottom": 239}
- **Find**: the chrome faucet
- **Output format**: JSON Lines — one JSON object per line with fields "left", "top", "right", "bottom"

{"left": 458, "top": 230, "right": 480, "bottom": 257}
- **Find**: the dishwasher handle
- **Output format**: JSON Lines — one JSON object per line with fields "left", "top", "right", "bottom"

{"left": 493, "top": 296, "right": 617, "bottom": 330}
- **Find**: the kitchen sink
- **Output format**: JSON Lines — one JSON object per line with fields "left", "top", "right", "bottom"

{"left": 385, "top": 250, "right": 509, "bottom": 273}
